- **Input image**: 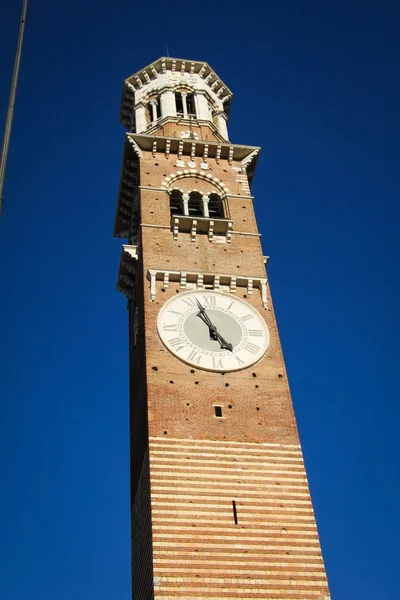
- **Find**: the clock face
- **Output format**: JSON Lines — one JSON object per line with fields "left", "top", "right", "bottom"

{"left": 157, "top": 290, "right": 269, "bottom": 372}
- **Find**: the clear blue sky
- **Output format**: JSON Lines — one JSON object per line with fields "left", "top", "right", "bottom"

{"left": 0, "top": 1, "right": 399, "bottom": 598}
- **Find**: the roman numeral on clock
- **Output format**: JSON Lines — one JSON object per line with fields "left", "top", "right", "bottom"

{"left": 187, "top": 349, "right": 201, "bottom": 365}
{"left": 181, "top": 297, "right": 197, "bottom": 308}
{"left": 248, "top": 329, "right": 263, "bottom": 337}
{"left": 168, "top": 308, "right": 182, "bottom": 317}
{"left": 245, "top": 342, "right": 261, "bottom": 355}
{"left": 202, "top": 295, "right": 216, "bottom": 307}
{"left": 212, "top": 356, "right": 224, "bottom": 369}
{"left": 241, "top": 314, "right": 254, "bottom": 322}
{"left": 162, "top": 323, "right": 177, "bottom": 331}
{"left": 168, "top": 337, "right": 185, "bottom": 352}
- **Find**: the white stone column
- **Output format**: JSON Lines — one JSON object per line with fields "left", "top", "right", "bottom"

{"left": 181, "top": 93, "right": 188, "bottom": 118}
{"left": 135, "top": 104, "right": 147, "bottom": 133}
{"left": 150, "top": 101, "right": 157, "bottom": 122}
{"left": 160, "top": 90, "right": 176, "bottom": 118}
{"left": 217, "top": 113, "right": 229, "bottom": 141}
{"left": 202, "top": 195, "right": 209, "bottom": 217}
{"left": 182, "top": 193, "right": 189, "bottom": 216}
{"left": 193, "top": 94, "right": 200, "bottom": 119}
{"left": 196, "top": 93, "right": 210, "bottom": 121}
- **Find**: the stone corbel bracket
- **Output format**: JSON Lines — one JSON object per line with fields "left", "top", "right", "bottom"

{"left": 242, "top": 148, "right": 259, "bottom": 169}
{"left": 263, "top": 256, "right": 269, "bottom": 273}
{"left": 147, "top": 269, "right": 268, "bottom": 308}
{"left": 116, "top": 245, "right": 139, "bottom": 299}
{"left": 127, "top": 137, "right": 143, "bottom": 158}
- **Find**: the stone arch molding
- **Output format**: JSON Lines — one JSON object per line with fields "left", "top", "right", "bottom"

{"left": 170, "top": 82, "right": 197, "bottom": 94}
{"left": 161, "top": 171, "right": 230, "bottom": 196}
{"left": 142, "top": 82, "right": 197, "bottom": 102}
{"left": 141, "top": 90, "right": 160, "bottom": 104}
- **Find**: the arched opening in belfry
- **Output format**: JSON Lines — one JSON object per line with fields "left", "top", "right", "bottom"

{"left": 175, "top": 91, "right": 197, "bottom": 119}
{"left": 186, "top": 94, "right": 196, "bottom": 118}
{"left": 147, "top": 97, "right": 161, "bottom": 123}
{"left": 169, "top": 190, "right": 183, "bottom": 216}
{"left": 188, "top": 192, "right": 203, "bottom": 217}
{"left": 208, "top": 193, "right": 224, "bottom": 219}
{"left": 175, "top": 92, "right": 184, "bottom": 116}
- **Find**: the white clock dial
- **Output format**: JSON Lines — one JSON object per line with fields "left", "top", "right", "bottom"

{"left": 157, "top": 290, "right": 269, "bottom": 372}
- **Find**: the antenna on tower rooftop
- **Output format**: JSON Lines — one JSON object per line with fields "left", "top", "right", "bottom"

{"left": 0, "top": 0, "right": 28, "bottom": 218}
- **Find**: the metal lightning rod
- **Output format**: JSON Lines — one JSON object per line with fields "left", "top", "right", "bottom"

{"left": 0, "top": 0, "right": 28, "bottom": 217}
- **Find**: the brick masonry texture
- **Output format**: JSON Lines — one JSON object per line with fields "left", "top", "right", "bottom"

{"left": 135, "top": 149, "right": 330, "bottom": 596}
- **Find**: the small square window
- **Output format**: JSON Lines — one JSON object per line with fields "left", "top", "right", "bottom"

{"left": 214, "top": 406, "right": 223, "bottom": 418}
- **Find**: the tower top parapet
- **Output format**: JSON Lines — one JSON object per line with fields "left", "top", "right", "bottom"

{"left": 120, "top": 57, "right": 233, "bottom": 142}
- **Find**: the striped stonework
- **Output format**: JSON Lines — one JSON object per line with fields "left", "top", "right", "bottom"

{"left": 149, "top": 437, "right": 330, "bottom": 600}
{"left": 131, "top": 451, "right": 154, "bottom": 600}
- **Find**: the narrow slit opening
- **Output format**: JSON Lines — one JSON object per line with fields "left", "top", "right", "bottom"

{"left": 232, "top": 500, "right": 238, "bottom": 525}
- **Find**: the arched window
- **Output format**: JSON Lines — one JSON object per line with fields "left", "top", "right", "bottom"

{"left": 186, "top": 94, "right": 196, "bottom": 118}
{"left": 208, "top": 193, "right": 224, "bottom": 219}
{"left": 175, "top": 91, "right": 197, "bottom": 118}
{"left": 170, "top": 190, "right": 183, "bottom": 216}
{"left": 188, "top": 192, "right": 203, "bottom": 217}
{"left": 175, "top": 92, "right": 184, "bottom": 116}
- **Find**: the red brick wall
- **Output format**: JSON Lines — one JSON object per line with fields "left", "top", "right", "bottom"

{"left": 127, "top": 145, "right": 330, "bottom": 598}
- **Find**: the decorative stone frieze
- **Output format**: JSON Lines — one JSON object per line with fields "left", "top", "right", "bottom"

{"left": 124, "top": 133, "right": 260, "bottom": 184}
{"left": 146, "top": 268, "right": 268, "bottom": 307}
{"left": 171, "top": 215, "right": 233, "bottom": 243}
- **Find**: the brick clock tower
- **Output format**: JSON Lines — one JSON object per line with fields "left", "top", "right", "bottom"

{"left": 114, "top": 57, "right": 330, "bottom": 600}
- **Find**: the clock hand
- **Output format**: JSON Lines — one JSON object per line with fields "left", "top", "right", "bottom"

{"left": 197, "top": 311, "right": 218, "bottom": 339}
{"left": 195, "top": 299, "right": 212, "bottom": 323}
{"left": 196, "top": 299, "right": 233, "bottom": 351}
{"left": 196, "top": 299, "right": 217, "bottom": 336}
{"left": 214, "top": 331, "right": 233, "bottom": 352}
{"left": 196, "top": 304, "right": 214, "bottom": 329}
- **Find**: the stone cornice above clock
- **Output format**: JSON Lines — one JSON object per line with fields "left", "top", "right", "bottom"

{"left": 146, "top": 268, "right": 269, "bottom": 309}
